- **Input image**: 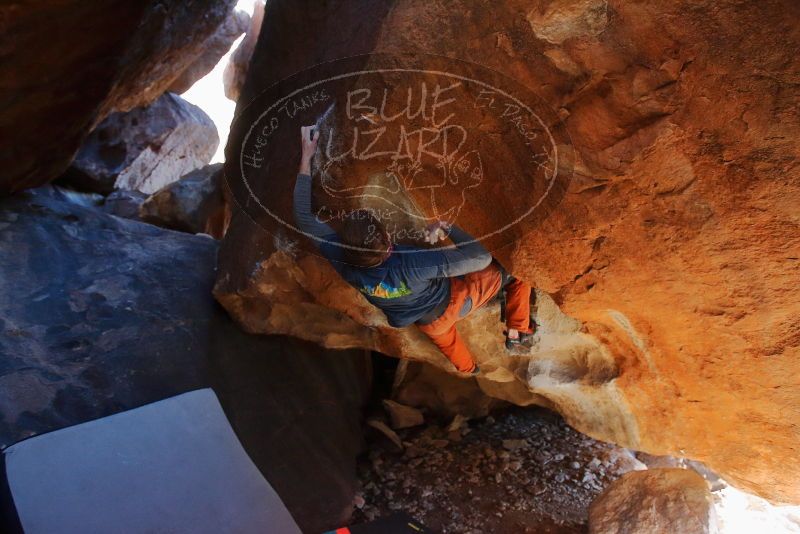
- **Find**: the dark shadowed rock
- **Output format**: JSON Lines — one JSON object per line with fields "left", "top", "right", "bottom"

{"left": 0, "top": 188, "right": 369, "bottom": 532}
{"left": 169, "top": 9, "right": 250, "bottom": 94}
{"left": 588, "top": 468, "right": 718, "bottom": 534}
{"left": 0, "top": 0, "right": 236, "bottom": 195}
{"left": 223, "top": 1, "right": 266, "bottom": 102}
{"left": 61, "top": 93, "right": 218, "bottom": 195}
{"left": 101, "top": 189, "right": 147, "bottom": 220}
{"left": 393, "top": 360, "right": 508, "bottom": 418}
{"left": 139, "top": 163, "right": 228, "bottom": 238}
{"left": 382, "top": 399, "right": 424, "bottom": 430}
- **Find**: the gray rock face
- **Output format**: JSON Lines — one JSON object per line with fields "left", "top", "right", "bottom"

{"left": 101, "top": 189, "right": 148, "bottom": 220}
{"left": 65, "top": 93, "right": 219, "bottom": 195}
{"left": 0, "top": 188, "right": 370, "bottom": 532}
{"left": 588, "top": 468, "right": 718, "bottom": 534}
{"left": 0, "top": 0, "right": 236, "bottom": 195}
{"left": 169, "top": 9, "right": 251, "bottom": 94}
{"left": 139, "top": 163, "right": 228, "bottom": 237}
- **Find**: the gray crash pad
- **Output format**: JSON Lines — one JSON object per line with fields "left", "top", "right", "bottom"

{"left": 3, "top": 388, "right": 301, "bottom": 534}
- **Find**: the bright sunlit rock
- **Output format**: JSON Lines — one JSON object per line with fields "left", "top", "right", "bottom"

{"left": 714, "top": 485, "right": 800, "bottom": 533}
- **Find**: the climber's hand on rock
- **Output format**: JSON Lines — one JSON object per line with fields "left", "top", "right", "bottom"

{"left": 423, "top": 220, "right": 451, "bottom": 244}
{"left": 300, "top": 126, "right": 319, "bottom": 160}
{"left": 299, "top": 126, "right": 319, "bottom": 174}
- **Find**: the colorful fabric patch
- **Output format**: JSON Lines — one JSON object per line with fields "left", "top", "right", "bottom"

{"left": 360, "top": 281, "right": 412, "bottom": 299}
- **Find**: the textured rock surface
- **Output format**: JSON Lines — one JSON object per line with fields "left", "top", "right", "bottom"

{"left": 223, "top": 0, "right": 266, "bottom": 102}
{"left": 215, "top": 0, "right": 800, "bottom": 502}
{"left": 382, "top": 399, "right": 424, "bottom": 429}
{"left": 0, "top": 188, "right": 370, "bottom": 532}
{"left": 101, "top": 189, "right": 147, "bottom": 220}
{"left": 62, "top": 93, "right": 218, "bottom": 195}
{"left": 0, "top": 0, "right": 235, "bottom": 195}
{"left": 393, "top": 360, "right": 508, "bottom": 419}
{"left": 356, "top": 407, "right": 649, "bottom": 531}
{"left": 169, "top": 9, "right": 250, "bottom": 94}
{"left": 588, "top": 468, "right": 718, "bottom": 534}
{"left": 140, "top": 163, "right": 229, "bottom": 238}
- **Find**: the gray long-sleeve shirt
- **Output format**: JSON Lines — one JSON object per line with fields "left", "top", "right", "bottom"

{"left": 293, "top": 173, "right": 492, "bottom": 327}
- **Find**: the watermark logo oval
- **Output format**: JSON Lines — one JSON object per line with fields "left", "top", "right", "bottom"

{"left": 226, "top": 54, "right": 573, "bottom": 257}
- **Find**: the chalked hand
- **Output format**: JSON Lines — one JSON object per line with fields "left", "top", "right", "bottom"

{"left": 424, "top": 221, "right": 451, "bottom": 244}
{"left": 300, "top": 126, "right": 319, "bottom": 157}
{"left": 299, "top": 126, "right": 319, "bottom": 175}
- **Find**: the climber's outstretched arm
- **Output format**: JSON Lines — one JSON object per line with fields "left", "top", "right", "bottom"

{"left": 293, "top": 172, "right": 338, "bottom": 242}
{"left": 293, "top": 126, "right": 343, "bottom": 263}
{"left": 403, "top": 224, "right": 492, "bottom": 280}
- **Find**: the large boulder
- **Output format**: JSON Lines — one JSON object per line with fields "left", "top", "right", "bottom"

{"left": 223, "top": 1, "right": 266, "bottom": 102}
{"left": 61, "top": 93, "right": 218, "bottom": 195}
{"left": 588, "top": 468, "right": 718, "bottom": 534}
{"left": 139, "top": 163, "right": 229, "bottom": 238}
{"left": 0, "top": 0, "right": 236, "bottom": 195}
{"left": 0, "top": 188, "right": 370, "bottom": 532}
{"left": 214, "top": 0, "right": 800, "bottom": 502}
{"left": 168, "top": 9, "right": 251, "bottom": 94}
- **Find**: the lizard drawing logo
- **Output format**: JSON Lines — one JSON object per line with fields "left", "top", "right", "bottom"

{"left": 312, "top": 85, "right": 485, "bottom": 228}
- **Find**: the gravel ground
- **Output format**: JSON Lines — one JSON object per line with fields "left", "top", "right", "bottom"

{"left": 352, "top": 406, "right": 647, "bottom": 533}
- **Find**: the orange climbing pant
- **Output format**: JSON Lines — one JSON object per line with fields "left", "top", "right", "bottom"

{"left": 417, "top": 263, "right": 532, "bottom": 373}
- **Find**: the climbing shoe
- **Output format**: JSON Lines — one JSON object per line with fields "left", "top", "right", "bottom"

{"left": 504, "top": 330, "right": 535, "bottom": 354}
{"left": 457, "top": 364, "right": 481, "bottom": 377}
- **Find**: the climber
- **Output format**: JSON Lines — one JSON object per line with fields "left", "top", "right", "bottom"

{"left": 293, "top": 125, "right": 534, "bottom": 375}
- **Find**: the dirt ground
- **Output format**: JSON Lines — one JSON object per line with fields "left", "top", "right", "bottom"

{"left": 352, "top": 406, "right": 648, "bottom": 533}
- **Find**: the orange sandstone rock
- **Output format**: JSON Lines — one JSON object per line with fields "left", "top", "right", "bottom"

{"left": 215, "top": 0, "right": 800, "bottom": 502}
